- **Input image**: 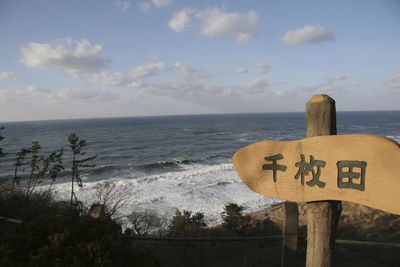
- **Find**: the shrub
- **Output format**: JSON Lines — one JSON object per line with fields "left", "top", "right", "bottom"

{"left": 168, "top": 209, "right": 207, "bottom": 237}
{"left": 0, "top": 189, "right": 159, "bottom": 266}
{"left": 128, "top": 209, "right": 167, "bottom": 237}
{"left": 221, "top": 203, "right": 251, "bottom": 235}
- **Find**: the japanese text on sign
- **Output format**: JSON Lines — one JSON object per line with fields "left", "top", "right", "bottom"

{"left": 262, "top": 154, "right": 367, "bottom": 191}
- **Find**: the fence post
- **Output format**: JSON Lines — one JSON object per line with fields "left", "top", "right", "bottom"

{"left": 305, "top": 94, "right": 342, "bottom": 267}
{"left": 281, "top": 201, "right": 299, "bottom": 267}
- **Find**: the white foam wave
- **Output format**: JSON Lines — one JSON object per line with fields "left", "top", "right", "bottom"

{"left": 44, "top": 163, "right": 279, "bottom": 226}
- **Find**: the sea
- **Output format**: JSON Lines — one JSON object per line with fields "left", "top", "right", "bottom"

{"left": 1, "top": 111, "right": 399, "bottom": 225}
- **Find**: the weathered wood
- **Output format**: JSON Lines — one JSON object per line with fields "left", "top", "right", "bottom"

{"left": 281, "top": 201, "right": 299, "bottom": 267}
{"left": 232, "top": 133, "right": 400, "bottom": 215}
{"left": 306, "top": 94, "right": 336, "bottom": 137}
{"left": 305, "top": 201, "right": 340, "bottom": 267}
{"left": 305, "top": 94, "right": 339, "bottom": 267}
{"left": 89, "top": 203, "right": 106, "bottom": 219}
{"left": 232, "top": 94, "right": 400, "bottom": 266}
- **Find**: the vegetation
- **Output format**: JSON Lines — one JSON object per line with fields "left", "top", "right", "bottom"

{"left": 69, "top": 133, "right": 97, "bottom": 205}
{"left": 168, "top": 210, "right": 207, "bottom": 237}
{"left": 0, "top": 189, "right": 159, "bottom": 267}
{"left": 94, "top": 181, "right": 130, "bottom": 219}
{"left": 221, "top": 203, "right": 251, "bottom": 235}
{"left": 128, "top": 209, "right": 167, "bottom": 237}
{"left": 0, "top": 128, "right": 399, "bottom": 266}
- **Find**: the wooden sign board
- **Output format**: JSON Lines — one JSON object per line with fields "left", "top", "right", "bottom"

{"left": 233, "top": 134, "right": 400, "bottom": 215}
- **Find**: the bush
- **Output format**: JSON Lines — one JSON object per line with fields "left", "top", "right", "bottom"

{"left": 128, "top": 209, "right": 167, "bottom": 237}
{"left": 221, "top": 203, "right": 251, "bottom": 235}
{"left": 168, "top": 210, "right": 207, "bottom": 237}
{"left": 0, "top": 189, "right": 159, "bottom": 266}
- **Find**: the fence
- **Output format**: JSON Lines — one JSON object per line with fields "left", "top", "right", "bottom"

{"left": 130, "top": 235, "right": 400, "bottom": 267}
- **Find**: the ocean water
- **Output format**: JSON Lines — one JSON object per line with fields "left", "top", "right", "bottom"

{"left": 1, "top": 111, "right": 399, "bottom": 225}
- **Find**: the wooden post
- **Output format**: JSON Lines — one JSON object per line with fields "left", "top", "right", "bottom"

{"left": 305, "top": 94, "right": 342, "bottom": 267}
{"left": 281, "top": 201, "right": 299, "bottom": 267}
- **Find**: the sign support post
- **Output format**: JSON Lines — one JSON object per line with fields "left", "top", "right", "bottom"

{"left": 305, "top": 94, "right": 342, "bottom": 267}
{"left": 281, "top": 201, "right": 299, "bottom": 267}
{"left": 232, "top": 94, "right": 400, "bottom": 266}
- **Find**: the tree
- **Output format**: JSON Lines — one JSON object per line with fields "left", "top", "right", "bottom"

{"left": 169, "top": 209, "right": 207, "bottom": 236}
{"left": 94, "top": 181, "right": 130, "bottom": 218}
{"left": 46, "top": 149, "right": 64, "bottom": 192}
{"left": 25, "top": 141, "right": 41, "bottom": 197}
{"left": 14, "top": 144, "right": 64, "bottom": 196}
{"left": 12, "top": 147, "right": 30, "bottom": 192}
{"left": 68, "top": 133, "right": 96, "bottom": 205}
{"left": 128, "top": 209, "right": 166, "bottom": 237}
{"left": 221, "top": 203, "right": 251, "bottom": 235}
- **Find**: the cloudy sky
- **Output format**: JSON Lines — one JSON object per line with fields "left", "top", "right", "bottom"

{"left": 1, "top": 0, "right": 399, "bottom": 122}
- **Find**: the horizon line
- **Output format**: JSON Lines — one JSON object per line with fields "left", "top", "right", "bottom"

{"left": 1, "top": 109, "right": 400, "bottom": 124}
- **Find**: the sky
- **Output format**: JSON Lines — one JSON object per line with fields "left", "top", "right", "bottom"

{"left": 0, "top": 0, "right": 399, "bottom": 122}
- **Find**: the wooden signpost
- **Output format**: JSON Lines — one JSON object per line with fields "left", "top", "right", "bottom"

{"left": 233, "top": 133, "right": 400, "bottom": 214}
{"left": 232, "top": 94, "right": 400, "bottom": 267}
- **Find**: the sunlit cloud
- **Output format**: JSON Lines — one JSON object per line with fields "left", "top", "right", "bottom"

{"left": 281, "top": 25, "right": 335, "bottom": 46}
{"left": 169, "top": 7, "right": 258, "bottom": 44}
{"left": 20, "top": 38, "right": 111, "bottom": 75}
{"left": 140, "top": 0, "right": 171, "bottom": 12}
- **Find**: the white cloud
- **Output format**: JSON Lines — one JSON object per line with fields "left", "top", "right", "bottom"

{"left": 0, "top": 84, "right": 118, "bottom": 105}
{"left": 53, "top": 88, "right": 119, "bottom": 102}
{"left": 174, "top": 61, "right": 196, "bottom": 76}
{"left": 114, "top": 0, "right": 131, "bottom": 12}
{"left": 281, "top": 25, "right": 335, "bottom": 46}
{"left": 254, "top": 64, "right": 269, "bottom": 74}
{"left": 390, "top": 69, "right": 400, "bottom": 89}
{"left": 26, "top": 84, "right": 49, "bottom": 94}
{"left": 234, "top": 65, "right": 248, "bottom": 74}
{"left": 19, "top": 38, "right": 167, "bottom": 87}
{"left": 196, "top": 8, "right": 258, "bottom": 44}
{"left": 169, "top": 8, "right": 191, "bottom": 33}
{"left": 0, "top": 85, "right": 50, "bottom": 104}
{"left": 151, "top": 0, "right": 171, "bottom": 8}
{"left": 134, "top": 61, "right": 268, "bottom": 98}
{"left": 20, "top": 38, "right": 111, "bottom": 75}
{"left": 86, "top": 60, "right": 166, "bottom": 87}
{"left": 295, "top": 75, "right": 350, "bottom": 95}
{"left": 0, "top": 71, "right": 15, "bottom": 80}
{"left": 140, "top": 0, "right": 171, "bottom": 11}
{"left": 140, "top": 2, "right": 152, "bottom": 12}
{"left": 169, "top": 7, "right": 258, "bottom": 44}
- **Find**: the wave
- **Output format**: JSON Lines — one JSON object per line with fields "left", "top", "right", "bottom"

{"left": 43, "top": 162, "right": 278, "bottom": 226}
{"left": 137, "top": 159, "right": 195, "bottom": 171}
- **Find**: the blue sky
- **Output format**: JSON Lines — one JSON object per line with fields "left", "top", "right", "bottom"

{"left": 0, "top": 0, "right": 399, "bottom": 121}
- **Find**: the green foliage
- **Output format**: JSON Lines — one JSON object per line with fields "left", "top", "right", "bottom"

{"left": 169, "top": 210, "right": 207, "bottom": 236}
{"left": 12, "top": 147, "right": 31, "bottom": 192}
{"left": 25, "top": 141, "right": 42, "bottom": 197}
{"left": 46, "top": 149, "right": 64, "bottom": 189}
{"left": 24, "top": 142, "right": 64, "bottom": 198}
{"left": 69, "top": 133, "right": 96, "bottom": 205}
{"left": 221, "top": 203, "right": 251, "bottom": 235}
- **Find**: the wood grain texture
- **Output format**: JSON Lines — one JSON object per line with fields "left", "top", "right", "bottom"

{"left": 305, "top": 94, "right": 339, "bottom": 267}
{"left": 232, "top": 134, "right": 400, "bottom": 215}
